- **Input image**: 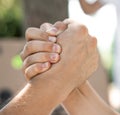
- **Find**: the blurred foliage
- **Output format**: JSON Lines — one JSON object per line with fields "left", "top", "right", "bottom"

{"left": 0, "top": 0, "right": 23, "bottom": 38}
{"left": 11, "top": 54, "right": 22, "bottom": 70}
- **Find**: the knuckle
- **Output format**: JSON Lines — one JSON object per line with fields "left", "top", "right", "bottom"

{"left": 41, "top": 22, "right": 50, "bottom": 26}
{"left": 54, "top": 21, "right": 67, "bottom": 32}
{"left": 54, "top": 21, "right": 63, "bottom": 26}
{"left": 25, "top": 41, "right": 33, "bottom": 53}
{"left": 25, "top": 28, "right": 33, "bottom": 39}
{"left": 40, "top": 22, "right": 51, "bottom": 29}
{"left": 55, "top": 21, "right": 62, "bottom": 24}
{"left": 92, "top": 37, "right": 97, "bottom": 45}
{"left": 22, "top": 60, "right": 28, "bottom": 73}
{"left": 25, "top": 66, "right": 36, "bottom": 80}
{"left": 90, "top": 36, "right": 97, "bottom": 48}
{"left": 24, "top": 56, "right": 31, "bottom": 67}
{"left": 78, "top": 25, "right": 88, "bottom": 35}
{"left": 63, "top": 18, "right": 74, "bottom": 24}
{"left": 25, "top": 69, "right": 29, "bottom": 79}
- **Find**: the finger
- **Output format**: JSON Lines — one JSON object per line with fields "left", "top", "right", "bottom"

{"left": 46, "top": 21, "right": 68, "bottom": 36}
{"left": 22, "top": 52, "right": 60, "bottom": 71}
{"left": 53, "top": 21, "right": 68, "bottom": 35}
{"left": 25, "top": 27, "right": 50, "bottom": 41}
{"left": 63, "top": 18, "right": 74, "bottom": 25}
{"left": 25, "top": 62, "right": 51, "bottom": 81}
{"left": 20, "top": 40, "right": 61, "bottom": 61}
{"left": 40, "top": 23, "right": 57, "bottom": 42}
{"left": 40, "top": 22, "right": 53, "bottom": 32}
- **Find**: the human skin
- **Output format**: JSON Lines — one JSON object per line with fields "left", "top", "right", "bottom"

{"left": 21, "top": 20, "right": 98, "bottom": 82}
{"left": 79, "top": 0, "right": 104, "bottom": 14}
{"left": 0, "top": 20, "right": 98, "bottom": 115}
{"left": 63, "top": 81, "right": 119, "bottom": 115}
{"left": 22, "top": 20, "right": 119, "bottom": 115}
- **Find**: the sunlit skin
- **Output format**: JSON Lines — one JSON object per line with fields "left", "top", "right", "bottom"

{"left": 0, "top": 19, "right": 98, "bottom": 115}
{"left": 79, "top": 0, "right": 104, "bottom": 14}
{"left": 0, "top": 19, "right": 119, "bottom": 115}
{"left": 21, "top": 19, "right": 119, "bottom": 115}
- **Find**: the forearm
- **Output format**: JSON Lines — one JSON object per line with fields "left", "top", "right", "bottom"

{"left": 79, "top": 82, "right": 119, "bottom": 115}
{"left": 63, "top": 81, "right": 119, "bottom": 115}
{"left": 63, "top": 81, "right": 95, "bottom": 115}
{"left": 79, "top": 0, "right": 104, "bottom": 14}
{"left": 0, "top": 76, "right": 67, "bottom": 115}
{"left": 63, "top": 88, "right": 88, "bottom": 115}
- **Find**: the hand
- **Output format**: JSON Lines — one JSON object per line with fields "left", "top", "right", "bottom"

{"left": 21, "top": 21, "right": 67, "bottom": 80}
{"left": 56, "top": 21, "right": 98, "bottom": 87}
{"left": 21, "top": 19, "right": 99, "bottom": 99}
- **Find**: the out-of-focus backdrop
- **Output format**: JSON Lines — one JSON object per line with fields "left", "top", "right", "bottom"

{"left": 0, "top": 0, "right": 120, "bottom": 114}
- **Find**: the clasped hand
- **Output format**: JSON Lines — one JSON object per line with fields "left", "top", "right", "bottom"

{"left": 20, "top": 19, "right": 99, "bottom": 113}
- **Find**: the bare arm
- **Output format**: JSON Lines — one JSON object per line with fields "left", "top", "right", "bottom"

{"left": 79, "top": 0, "right": 104, "bottom": 14}
{"left": 22, "top": 20, "right": 119, "bottom": 115}
{"left": 63, "top": 81, "right": 119, "bottom": 115}
{"left": 0, "top": 20, "right": 97, "bottom": 115}
{"left": 0, "top": 76, "right": 69, "bottom": 115}
{"left": 0, "top": 22, "right": 69, "bottom": 115}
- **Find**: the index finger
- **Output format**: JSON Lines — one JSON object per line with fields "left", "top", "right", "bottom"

{"left": 26, "top": 23, "right": 56, "bottom": 42}
{"left": 25, "top": 27, "right": 49, "bottom": 41}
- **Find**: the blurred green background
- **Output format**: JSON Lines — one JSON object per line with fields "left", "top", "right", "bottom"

{"left": 0, "top": 0, "right": 23, "bottom": 38}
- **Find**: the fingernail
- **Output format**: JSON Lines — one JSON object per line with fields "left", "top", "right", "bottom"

{"left": 42, "top": 62, "right": 49, "bottom": 68}
{"left": 46, "top": 27, "right": 58, "bottom": 35}
{"left": 48, "top": 36, "right": 56, "bottom": 42}
{"left": 52, "top": 44, "right": 61, "bottom": 53}
{"left": 50, "top": 53, "right": 59, "bottom": 61}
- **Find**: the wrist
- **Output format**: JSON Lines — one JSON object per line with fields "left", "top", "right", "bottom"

{"left": 63, "top": 88, "right": 86, "bottom": 115}
{"left": 63, "top": 82, "right": 95, "bottom": 115}
{"left": 78, "top": 81, "right": 118, "bottom": 115}
{"left": 63, "top": 81, "right": 119, "bottom": 115}
{"left": 31, "top": 71, "right": 74, "bottom": 103}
